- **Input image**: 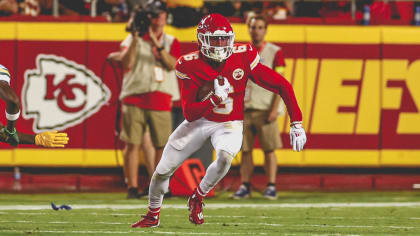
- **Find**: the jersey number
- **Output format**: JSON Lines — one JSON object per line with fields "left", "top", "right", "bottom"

{"left": 233, "top": 45, "right": 247, "bottom": 53}
{"left": 213, "top": 86, "right": 234, "bottom": 115}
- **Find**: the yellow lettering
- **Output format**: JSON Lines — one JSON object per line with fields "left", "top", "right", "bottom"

{"left": 311, "top": 59, "right": 363, "bottom": 133}
{"left": 382, "top": 60, "right": 407, "bottom": 109}
{"left": 303, "top": 59, "right": 320, "bottom": 130}
{"left": 398, "top": 60, "right": 420, "bottom": 133}
{"left": 356, "top": 60, "right": 380, "bottom": 134}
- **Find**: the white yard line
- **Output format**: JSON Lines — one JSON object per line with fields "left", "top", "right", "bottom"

{"left": 0, "top": 202, "right": 420, "bottom": 210}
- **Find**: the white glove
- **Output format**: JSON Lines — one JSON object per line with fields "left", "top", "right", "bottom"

{"left": 289, "top": 121, "right": 306, "bottom": 152}
{"left": 214, "top": 77, "right": 230, "bottom": 102}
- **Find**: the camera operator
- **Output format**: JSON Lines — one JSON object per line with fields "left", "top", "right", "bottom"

{"left": 118, "top": 0, "right": 181, "bottom": 199}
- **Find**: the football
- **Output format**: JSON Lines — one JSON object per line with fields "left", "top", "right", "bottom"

{"left": 196, "top": 76, "right": 225, "bottom": 101}
{"left": 196, "top": 80, "right": 214, "bottom": 101}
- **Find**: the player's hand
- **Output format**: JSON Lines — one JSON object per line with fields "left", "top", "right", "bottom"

{"left": 214, "top": 77, "right": 230, "bottom": 102}
{"left": 289, "top": 121, "right": 306, "bottom": 152}
{"left": 35, "top": 131, "right": 69, "bottom": 148}
{"left": 1, "top": 127, "right": 19, "bottom": 147}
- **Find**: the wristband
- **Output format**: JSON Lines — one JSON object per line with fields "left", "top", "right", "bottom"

{"left": 5, "top": 110, "right": 20, "bottom": 121}
{"left": 157, "top": 46, "right": 164, "bottom": 52}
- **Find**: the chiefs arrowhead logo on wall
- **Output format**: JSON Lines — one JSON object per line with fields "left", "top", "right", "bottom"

{"left": 22, "top": 54, "right": 111, "bottom": 132}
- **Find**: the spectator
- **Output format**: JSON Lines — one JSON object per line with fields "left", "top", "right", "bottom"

{"left": 0, "top": 0, "right": 18, "bottom": 16}
{"left": 107, "top": 50, "right": 157, "bottom": 198}
{"left": 263, "top": 2, "right": 289, "bottom": 21}
{"left": 233, "top": 15, "right": 286, "bottom": 200}
{"left": 166, "top": 0, "right": 203, "bottom": 27}
{"left": 95, "top": 0, "right": 130, "bottom": 22}
{"left": 293, "top": 0, "right": 322, "bottom": 17}
{"left": 118, "top": 0, "right": 180, "bottom": 199}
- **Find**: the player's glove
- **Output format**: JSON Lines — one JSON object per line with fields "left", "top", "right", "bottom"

{"left": 214, "top": 77, "right": 230, "bottom": 102}
{"left": 35, "top": 131, "right": 69, "bottom": 148}
{"left": 289, "top": 121, "right": 306, "bottom": 152}
{"left": 1, "top": 127, "right": 19, "bottom": 147}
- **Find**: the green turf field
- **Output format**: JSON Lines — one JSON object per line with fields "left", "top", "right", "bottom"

{"left": 0, "top": 191, "right": 420, "bottom": 235}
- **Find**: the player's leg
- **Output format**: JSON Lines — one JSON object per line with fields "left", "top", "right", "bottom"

{"left": 188, "top": 120, "right": 243, "bottom": 224}
{"left": 259, "top": 111, "right": 282, "bottom": 200}
{"left": 146, "top": 110, "right": 173, "bottom": 197}
{"left": 234, "top": 111, "right": 254, "bottom": 199}
{"left": 120, "top": 105, "right": 145, "bottom": 199}
{"left": 132, "top": 119, "right": 208, "bottom": 228}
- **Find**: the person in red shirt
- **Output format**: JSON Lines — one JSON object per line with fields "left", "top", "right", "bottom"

{"left": 131, "top": 13, "right": 306, "bottom": 228}
{"left": 117, "top": 1, "right": 181, "bottom": 199}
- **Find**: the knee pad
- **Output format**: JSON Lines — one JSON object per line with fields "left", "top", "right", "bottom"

{"left": 153, "top": 167, "right": 173, "bottom": 180}
{"left": 216, "top": 150, "right": 234, "bottom": 167}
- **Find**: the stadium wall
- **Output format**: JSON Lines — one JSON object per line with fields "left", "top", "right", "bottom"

{"left": 1, "top": 22, "right": 420, "bottom": 168}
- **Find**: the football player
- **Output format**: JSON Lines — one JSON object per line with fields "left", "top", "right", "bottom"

{"left": 0, "top": 64, "right": 69, "bottom": 147}
{"left": 0, "top": 64, "right": 21, "bottom": 146}
{"left": 131, "top": 13, "right": 306, "bottom": 228}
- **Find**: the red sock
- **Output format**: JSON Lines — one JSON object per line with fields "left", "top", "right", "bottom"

{"left": 196, "top": 186, "right": 206, "bottom": 198}
{"left": 149, "top": 207, "right": 160, "bottom": 216}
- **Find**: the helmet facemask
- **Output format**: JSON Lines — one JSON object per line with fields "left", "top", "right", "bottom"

{"left": 198, "top": 30, "right": 235, "bottom": 62}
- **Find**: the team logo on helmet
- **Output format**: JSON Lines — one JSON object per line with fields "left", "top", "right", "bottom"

{"left": 232, "top": 68, "right": 244, "bottom": 80}
{"left": 22, "top": 54, "right": 111, "bottom": 132}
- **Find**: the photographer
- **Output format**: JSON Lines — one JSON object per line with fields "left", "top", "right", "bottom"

{"left": 118, "top": 0, "right": 181, "bottom": 199}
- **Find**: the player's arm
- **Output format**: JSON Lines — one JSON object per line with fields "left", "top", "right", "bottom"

{"left": 179, "top": 78, "right": 218, "bottom": 122}
{"left": 0, "top": 65, "right": 21, "bottom": 146}
{"left": 0, "top": 124, "right": 69, "bottom": 147}
{"left": 250, "top": 63, "right": 302, "bottom": 122}
{"left": 250, "top": 62, "right": 306, "bottom": 152}
{"left": 0, "top": 81, "right": 20, "bottom": 127}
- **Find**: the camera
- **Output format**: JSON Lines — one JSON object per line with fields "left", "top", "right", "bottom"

{"left": 126, "top": 0, "right": 167, "bottom": 37}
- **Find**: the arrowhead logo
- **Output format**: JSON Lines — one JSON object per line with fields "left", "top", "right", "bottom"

{"left": 22, "top": 54, "right": 111, "bottom": 132}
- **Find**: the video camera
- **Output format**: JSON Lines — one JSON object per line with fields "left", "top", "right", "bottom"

{"left": 126, "top": 0, "right": 167, "bottom": 37}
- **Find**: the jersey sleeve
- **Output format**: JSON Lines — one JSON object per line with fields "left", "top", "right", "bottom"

{"left": 0, "top": 64, "right": 11, "bottom": 85}
{"left": 245, "top": 44, "right": 261, "bottom": 72}
{"left": 169, "top": 37, "right": 181, "bottom": 59}
{"left": 249, "top": 62, "right": 302, "bottom": 122}
{"left": 175, "top": 57, "right": 216, "bottom": 122}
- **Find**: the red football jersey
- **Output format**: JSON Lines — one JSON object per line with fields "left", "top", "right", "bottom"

{"left": 175, "top": 43, "right": 302, "bottom": 123}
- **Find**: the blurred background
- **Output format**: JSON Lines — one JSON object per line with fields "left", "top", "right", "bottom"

{"left": 1, "top": 0, "right": 420, "bottom": 194}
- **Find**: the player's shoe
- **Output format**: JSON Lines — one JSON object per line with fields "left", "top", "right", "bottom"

{"left": 263, "top": 186, "right": 277, "bottom": 200}
{"left": 232, "top": 184, "right": 251, "bottom": 199}
{"left": 131, "top": 208, "right": 160, "bottom": 228}
{"left": 188, "top": 188, "right": 205, "bottom": 225}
